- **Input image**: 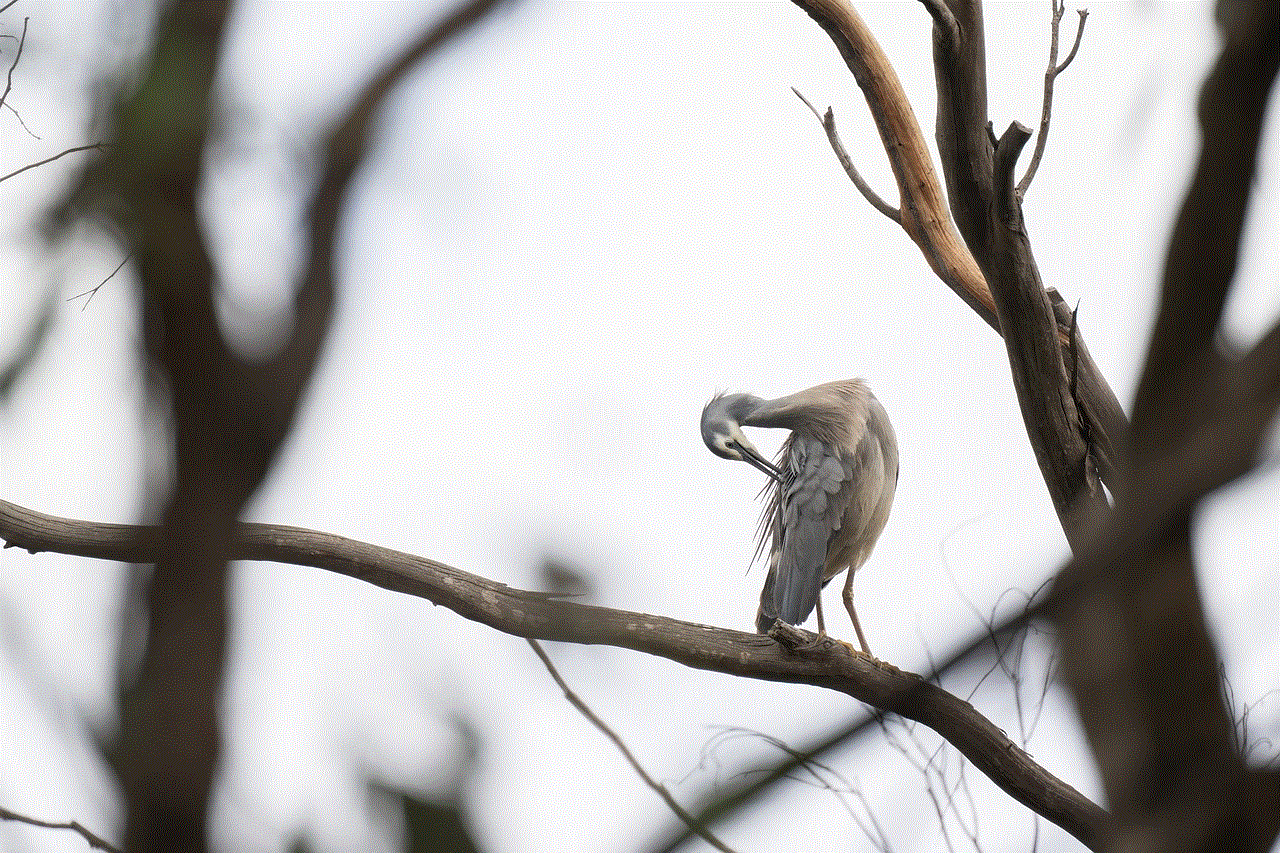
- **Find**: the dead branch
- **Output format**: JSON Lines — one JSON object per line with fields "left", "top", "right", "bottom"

{"left": 0, "top": 15, "right": 25, "bottom": 113}
{"left": 988, "top": 119, "right": 1108, "bottom": 547}
{"left": 0, "top": 142, "right": 105, "bottom": 184}
{"left": 0, "top": 498, "right": 1109, "bottom": 849}
{"left": 790, "top": 0, "right": 1118, "bottom": 544}
{"left": 790, "top": 0, "right": 998, "bottom": 327}
{"left": 66, "top": 253, "right": 130, "bottom": 310}
{"left": 1018, "top": 2, "right": 1088, "bottom": 198}
{"left": 792, "top": 87, "right": 900, "bottom": 223}
{"left": 0, "top": 806, "right": 120, "bottom": 853}
{"left": 915, "top": 0, "right": 959, "bottom": 50}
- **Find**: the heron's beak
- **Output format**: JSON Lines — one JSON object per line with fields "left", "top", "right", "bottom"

{"left": 735, "top": 441, "right": 783, "bottom": 482}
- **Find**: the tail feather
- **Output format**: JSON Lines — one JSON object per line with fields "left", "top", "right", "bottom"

{"left": 774, "top": 560, "right": 821, "bottom": 626}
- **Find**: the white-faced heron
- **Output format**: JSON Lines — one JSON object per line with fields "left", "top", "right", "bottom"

{"left": 701, "top": 378, "right": 898, "bottom": 655}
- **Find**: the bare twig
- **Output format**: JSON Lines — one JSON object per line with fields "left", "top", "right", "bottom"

{"left": 0, "top": 498, "right": 1109, "bottom": 849}
{"left": 0, "top": 1, "right": 18, "bottom": 16}
{"left": 700, "top": 725, "right": 893, "bottom": 849}
{"left": 0, "top": 143, "right": 106, "bottom": 184}
{"left": 0, "top": 806, "right": 121, "bottom": 853}
{"left": 0, "top": 15, "right": 25, "bottom": 113}
{"left": 1055, "top": 8, "right": 1087, "bottom": 74}
{"left": 66, "top": 253, "right": 130, "bottom": 310}
{"left": 793, "top": 87, "right": 900, "bottom": 223}
{"left": 5, "top": 99, "right": 41, "bottom": 138}
{"left": 527, "top": 639, "right": 740, "bottom": 853}
{"left": 1019, "top": 2, "right": 1089, "bottom": 198}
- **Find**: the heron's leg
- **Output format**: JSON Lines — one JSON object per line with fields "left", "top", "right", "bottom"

{"left": 842, "top": 569, "right": 872, "bottom": 656}
{"left": 815, "top": 594, "right": 827, "bottom": 636}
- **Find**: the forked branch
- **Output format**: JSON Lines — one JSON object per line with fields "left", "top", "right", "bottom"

{"left": 789, "top": 0, "right": 1126, "bottom": 520}
{"left": 1019, "top": 2, "right": 1089, "bottom": 198}
{"left": 789, "top": 0, "right": 998, "bottom": 326}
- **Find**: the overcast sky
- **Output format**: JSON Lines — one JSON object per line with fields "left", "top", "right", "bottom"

{"left": 2, "top": 1, "right": 1277, "bottom": 852}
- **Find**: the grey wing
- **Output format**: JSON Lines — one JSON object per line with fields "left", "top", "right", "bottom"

{"left": 831, "top": 395, "right": 898, "bottom": 571}
{"left": 769, "top": 435, "right": 855, "bottom": 626}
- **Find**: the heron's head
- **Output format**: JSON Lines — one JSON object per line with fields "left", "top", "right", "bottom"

{"left": 701, "top": 393, "right": 782, "bottom": 481}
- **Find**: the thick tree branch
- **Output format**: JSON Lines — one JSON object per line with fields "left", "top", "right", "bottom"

{"left": 790, "top": 0, "right": 998, "bottom": 326}
{"left": 792, "top": 87, "right": 900, "bottom": 223}
{"left": 916, "top": 0, "right": 959, "bottom": 51}
{"left": 90, "top": 8, "right": 238, "bottom": 852}
{"left": 0, "top": 498, "right": 1109, "bottom": 849}
{"left": 932, "top": 0, "right": 992, "bottom": 254}
{"left": 1019, "top": 3, "right": 1088, "bottom": 198}
{"left": 1051, "top": 0, "right": 1280, "bottom": 849}
{"left": 52, "top": 2, "right": 510, "bottom": 851}
{"left": 989, "top": 121, "right": 1107, "bottom": 548}
{"left": 790, "top": 0, "right": 1124, "bottom": 525}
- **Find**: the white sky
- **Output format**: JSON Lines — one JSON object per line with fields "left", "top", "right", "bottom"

{"left": 1, "top": 1, "right": 1277, "bottom": 852}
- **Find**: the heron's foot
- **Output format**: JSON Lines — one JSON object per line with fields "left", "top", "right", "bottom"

{"left": 766, "top": 621, "right": 874, "bottom": 659}
{"left": 797, "top": 628, "right": 862, "bottom": 656}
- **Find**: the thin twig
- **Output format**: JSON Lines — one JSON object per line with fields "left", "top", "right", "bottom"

{"left": 5, "top": 99, "right": 40, "bottom": 138}
{"left": 0, "top": 142, "right": 105, "bottom": 183}
{"left": 0, "top": 15, "right": 25, "bottom": 113}
{"left": 793, "top": 86, "right": 900, "bottom": 223}
{"left": 0, "top": 806, "right": 121, "bottom": 853}
{"left": 1055, "top": 9, "right": 1088, "bottom": 75}
{"left": 67, "top": 253, "right": 130, "bottom": 310}
{"left": 526, "top": 639, "right": 741, "bottom": 853}
{"left": 0, "top": 1, "right": 18, "bottom": 16}
{"left": 1019, "top": 2, "right": 1088, "bottom": 198}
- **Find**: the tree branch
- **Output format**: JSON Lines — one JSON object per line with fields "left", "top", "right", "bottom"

{"left": 988, "top": 121, "right": 1107, "bottom": 548}
{"left": 0, "top": 143, "right": 105, "bottom": 184}
{"left": 0, "top": 805, "right": 121, "bottom": 853}
{"left": 66, "top": 253, "right": 130, "bottom": 310}
{"left": 0, "top": 498, "right": 1109, "bottom": 849}
{"left": 792, "top": 87, "right": 900, "bottom": 223}
{"left": 55, "top": 1, "right": 511, "bottom": 850}
{"left": 1018, "top": 3, "right": 1088, "bottom": 198}
{"left": 790, "top": 0, "right": 998, "bottom": 327}
{"left": 789, "top": 0, "right": 1125, "bottom": 518}
{"left": 644, "top": 707, "right": 890, "bottom": 853}
{"left": 0, "top": 15, "right": 26, "bottom": 114}
{"left": 916, "top": 0, "right": 959, "bottom": 51}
